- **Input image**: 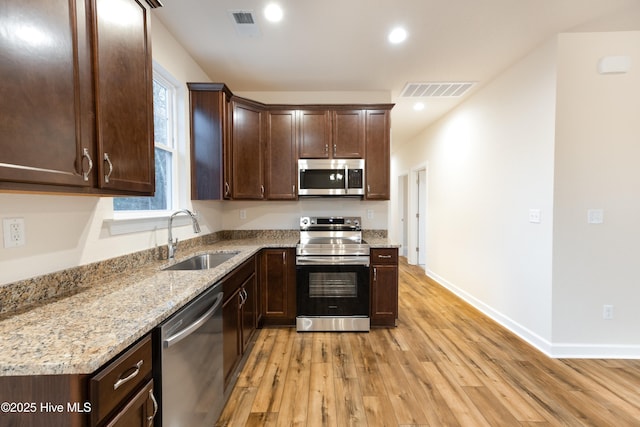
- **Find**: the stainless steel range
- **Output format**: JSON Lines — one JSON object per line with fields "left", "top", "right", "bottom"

{"left": 296, "top": 216, "right": 371, "bottom": 332}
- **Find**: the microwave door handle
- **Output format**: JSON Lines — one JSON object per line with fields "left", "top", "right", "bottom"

{"left": 344, "top": 166, "right": 349, "bottom": 194}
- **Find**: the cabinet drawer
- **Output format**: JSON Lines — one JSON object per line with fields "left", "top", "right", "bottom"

{"left": 90, "top": 335, "right": 152, "bottom": 425}
{"left": 371, "top": 248, "right": 398, "bottom": 265}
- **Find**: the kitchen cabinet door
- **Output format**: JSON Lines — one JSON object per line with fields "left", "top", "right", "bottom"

{"left": 240, "top": 274, "right": 257, "bottom": 352}
{"left": 93, "top": 0, "right": 154, "bottom": 194}
{"left": 265, "top": 110, "right": 298, "bottom": 199}
{"left": 0, "top": 0, "right": 95, "bottom": 190}
{"left": 188, "top": 83, "right": 233, "bottom": 200}
{"left": 365, "top": 109, "right": 391, "bottom": 200}
{"left": 332, "top": 110, "right": 365, "bottom": 158}
{"left": 298, "top": 110, "right": 331, "bottom": 158}
{"left": 370, "top": 248, "right": 398, "bottom": 327}
{"left": 260, "top": 248, "right": 296, "bottom": 326}
{"left": 104, "top": 380, "right": 156, "bottom": 427}
{"left": 231, "top": 99, "right": 264, "bottom": 199}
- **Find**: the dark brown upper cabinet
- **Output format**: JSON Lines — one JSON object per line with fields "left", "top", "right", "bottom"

{"left": 297, "top": 110, "right": 332, "bottom": 158}
{"left": 0, "top": 0, "right": 158, "bottom": 196}
{"left": 92, "top": 0, "right": 155, "bottom": 194}
{"left": 332, "top": 109, "right": 365, "bottom": 158}
{"left": 265, "top": 110, "right": 298, "bottom": 200}
{"left": 298, "top": 109, "right": 365, "bottom": 159}
{"left": 231, "top": 98, "right": 264, "bottom": 199}
{"left": 187, "top": 83, "right": 393, "bottom": 201}
{"left": 365, "top": 109, "right": 391, "bottom": 200}
{"left": 188, "top": 83, "right": 232, "bottom": 200}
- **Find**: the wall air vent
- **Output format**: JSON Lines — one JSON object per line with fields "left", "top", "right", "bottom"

{"left": 400, "top": 82, "right": 476, "bottom": 98}
{"left": 228, "top": 10, "right": 261, "bottom": 37}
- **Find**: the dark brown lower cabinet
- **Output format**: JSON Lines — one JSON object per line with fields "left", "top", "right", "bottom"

{"left": 370, "top": 248, "right": 399, "bottom": 327}
{"left": 221, "top": 256, "right": 257, "bottom": 389}
{"left": 0, "top": 334, "right": 155, "bottom": 427}
{"left": 103, "top": 380, "right": 156, "bottom": 427}
{"left": 259, "top": 248, "right": 296, "bottom": 326}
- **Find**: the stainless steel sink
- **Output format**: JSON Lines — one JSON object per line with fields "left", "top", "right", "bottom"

{"left": 163, "top": 252, "right": 239, "bottom": 271}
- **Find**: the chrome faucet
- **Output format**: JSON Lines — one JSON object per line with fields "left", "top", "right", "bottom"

{"left": 168, "top": 209, "right": 201, "bottom": 259}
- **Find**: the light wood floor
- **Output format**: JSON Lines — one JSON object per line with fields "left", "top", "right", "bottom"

{"left": 217, "top": 258, "right": 640, "bottom": 426}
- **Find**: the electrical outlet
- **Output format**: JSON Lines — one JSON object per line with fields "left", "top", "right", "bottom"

{"left": 3, "top": 218, "right": 26, "bottom": 248}
{"left": 367, "top": 209, "right": 374, "bottom": 219}
{"left": 239, "top": 209, "right": 247, "bottom": 220}
{"left": 603, "top": 305, "right": 614, "bottom": 320}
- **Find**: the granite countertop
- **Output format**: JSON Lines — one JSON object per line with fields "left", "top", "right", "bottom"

{"left": 0, "top": 235, "right": 398, "bottom": 377}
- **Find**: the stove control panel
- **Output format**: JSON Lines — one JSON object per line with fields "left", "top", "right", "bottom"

{"left": 300, "top": 216, "right": 361, "bottom": 230}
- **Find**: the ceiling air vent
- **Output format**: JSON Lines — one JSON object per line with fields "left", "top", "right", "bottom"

{"left": 400, "top": 82, "right": 476, "bottom": 98}
{"left": 228, "top": 10, "right": 261, "bottom": 37}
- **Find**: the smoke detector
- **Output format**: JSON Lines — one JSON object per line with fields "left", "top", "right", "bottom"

{"left": 400, "top": 82, "right": 475, "bottom": 98}
{"left": 228, "top": 10, "right": 261, "bottom": 37}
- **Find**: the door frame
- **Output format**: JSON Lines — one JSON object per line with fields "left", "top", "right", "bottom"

{"left": 407, "top": 164, "right": 428, "bottom": 273}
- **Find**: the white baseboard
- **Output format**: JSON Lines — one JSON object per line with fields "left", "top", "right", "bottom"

{"left": 425, "top": 270, "right": 640, "bottom": 359}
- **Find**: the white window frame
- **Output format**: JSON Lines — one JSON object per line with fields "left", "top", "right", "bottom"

{"left": 108, "top": 63, "right": 185, "bottom": 234}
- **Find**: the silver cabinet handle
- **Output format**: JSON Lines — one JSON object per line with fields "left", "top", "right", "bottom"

{"left": 81, "top": 148, "right": 93, "bottom": 181}
{"left": 333, "top": 143, "right": 337, "bottom": 155}
{"left": 324, "top": 144, "right": 328, "bottom": 153}
{"left": 103, "top": 153, "right": 113, "bottom": 183}
{"left": 147, "top": 389, "right": 158, "bottom": 427}
{"left": 224, "top": 182, "right": 230, "bottom": 197}
{"left": 113, "top": 360, "right": 143, "bottom": 390}
{"left": 260, "top": 185, "right": 265, "bottom": 198}
{"left": 373, "top": 267, "right": 377, "bottom": 282}
{"left": 377, "top": 255, "right": 392, "bottom": 259}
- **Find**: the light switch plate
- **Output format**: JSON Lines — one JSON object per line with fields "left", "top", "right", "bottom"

{"left": 587, "top": 209, "right": 604, "bottom": 224}
{"left": 529, "top": 209, "right": 541, "bottom": 224}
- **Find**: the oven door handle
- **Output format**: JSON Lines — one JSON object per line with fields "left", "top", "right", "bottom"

{"left": 296, "top": 256, "right": 370, "bottom": 267}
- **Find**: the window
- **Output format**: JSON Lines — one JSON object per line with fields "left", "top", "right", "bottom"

{"left": 113, "top": 70, "right": 178, "bottom": 214}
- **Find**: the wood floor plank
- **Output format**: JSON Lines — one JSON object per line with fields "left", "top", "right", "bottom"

{"left": 334, "top": 376, "right": 368, "bottom": 426}
{"left": 250, "top": 328, "right": 294, "bottom": 413}
{"left": 307, "top": 361, "right": 337, "bottom": 427}
{"left": 217, "top": 258, "right": 640, "bottom": 427}
{"left": 362, "top": 395, "right": 399, "bottom": 427}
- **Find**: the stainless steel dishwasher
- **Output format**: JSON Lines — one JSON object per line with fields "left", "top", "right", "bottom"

{"left": 155, "top": 283, "right": 224, "bottom": 427}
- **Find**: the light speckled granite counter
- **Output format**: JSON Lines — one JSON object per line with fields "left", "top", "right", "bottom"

{"left": 0, "top": 232, "right": 398, "bottom": 377}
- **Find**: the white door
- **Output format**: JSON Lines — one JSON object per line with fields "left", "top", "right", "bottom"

{"left": 417, "top": 169, "right": 427, "bottom": 266}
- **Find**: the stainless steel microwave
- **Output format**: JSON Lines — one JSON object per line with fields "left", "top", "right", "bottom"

{"left": 298, "top": 159, "right": 365, "bottom": 196}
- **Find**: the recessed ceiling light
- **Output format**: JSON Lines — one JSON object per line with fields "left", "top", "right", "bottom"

{"left": 413, "top": 102, "right": 425, "bottom": 111}
{"left": 388, "top": 27, "right": 407, "bottom": 44}
{"left": 264, "top": 3, "right": 283, "bottom": 22}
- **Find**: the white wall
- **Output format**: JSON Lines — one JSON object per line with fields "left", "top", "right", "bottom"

{"left": 0, "top": 16, "right": 217, "bottom": 286}
{"left": 391, "top": 38, "right": 558, "bottom": 348}
{"left": 392, "top": 24, "right": 640, "bottom": 356}
{"left": 552, "top": 31, "right": 640, "bottom": 355}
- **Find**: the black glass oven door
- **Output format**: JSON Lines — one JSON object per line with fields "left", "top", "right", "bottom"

{"left": 297, "top": 264, "right": 369, "bottom": 316}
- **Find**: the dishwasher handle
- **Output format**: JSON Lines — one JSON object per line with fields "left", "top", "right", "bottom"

{"left": 163, "top": 292, "right": 224, "bottom": 349}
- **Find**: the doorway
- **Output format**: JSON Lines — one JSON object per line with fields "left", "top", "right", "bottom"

{"left": 397, "top": 174, "right": 408, "bottom": 257}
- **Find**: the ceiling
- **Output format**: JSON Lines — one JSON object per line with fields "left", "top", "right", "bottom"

{"left": 152, "top": 0, "right": 638, "bottom": 146}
